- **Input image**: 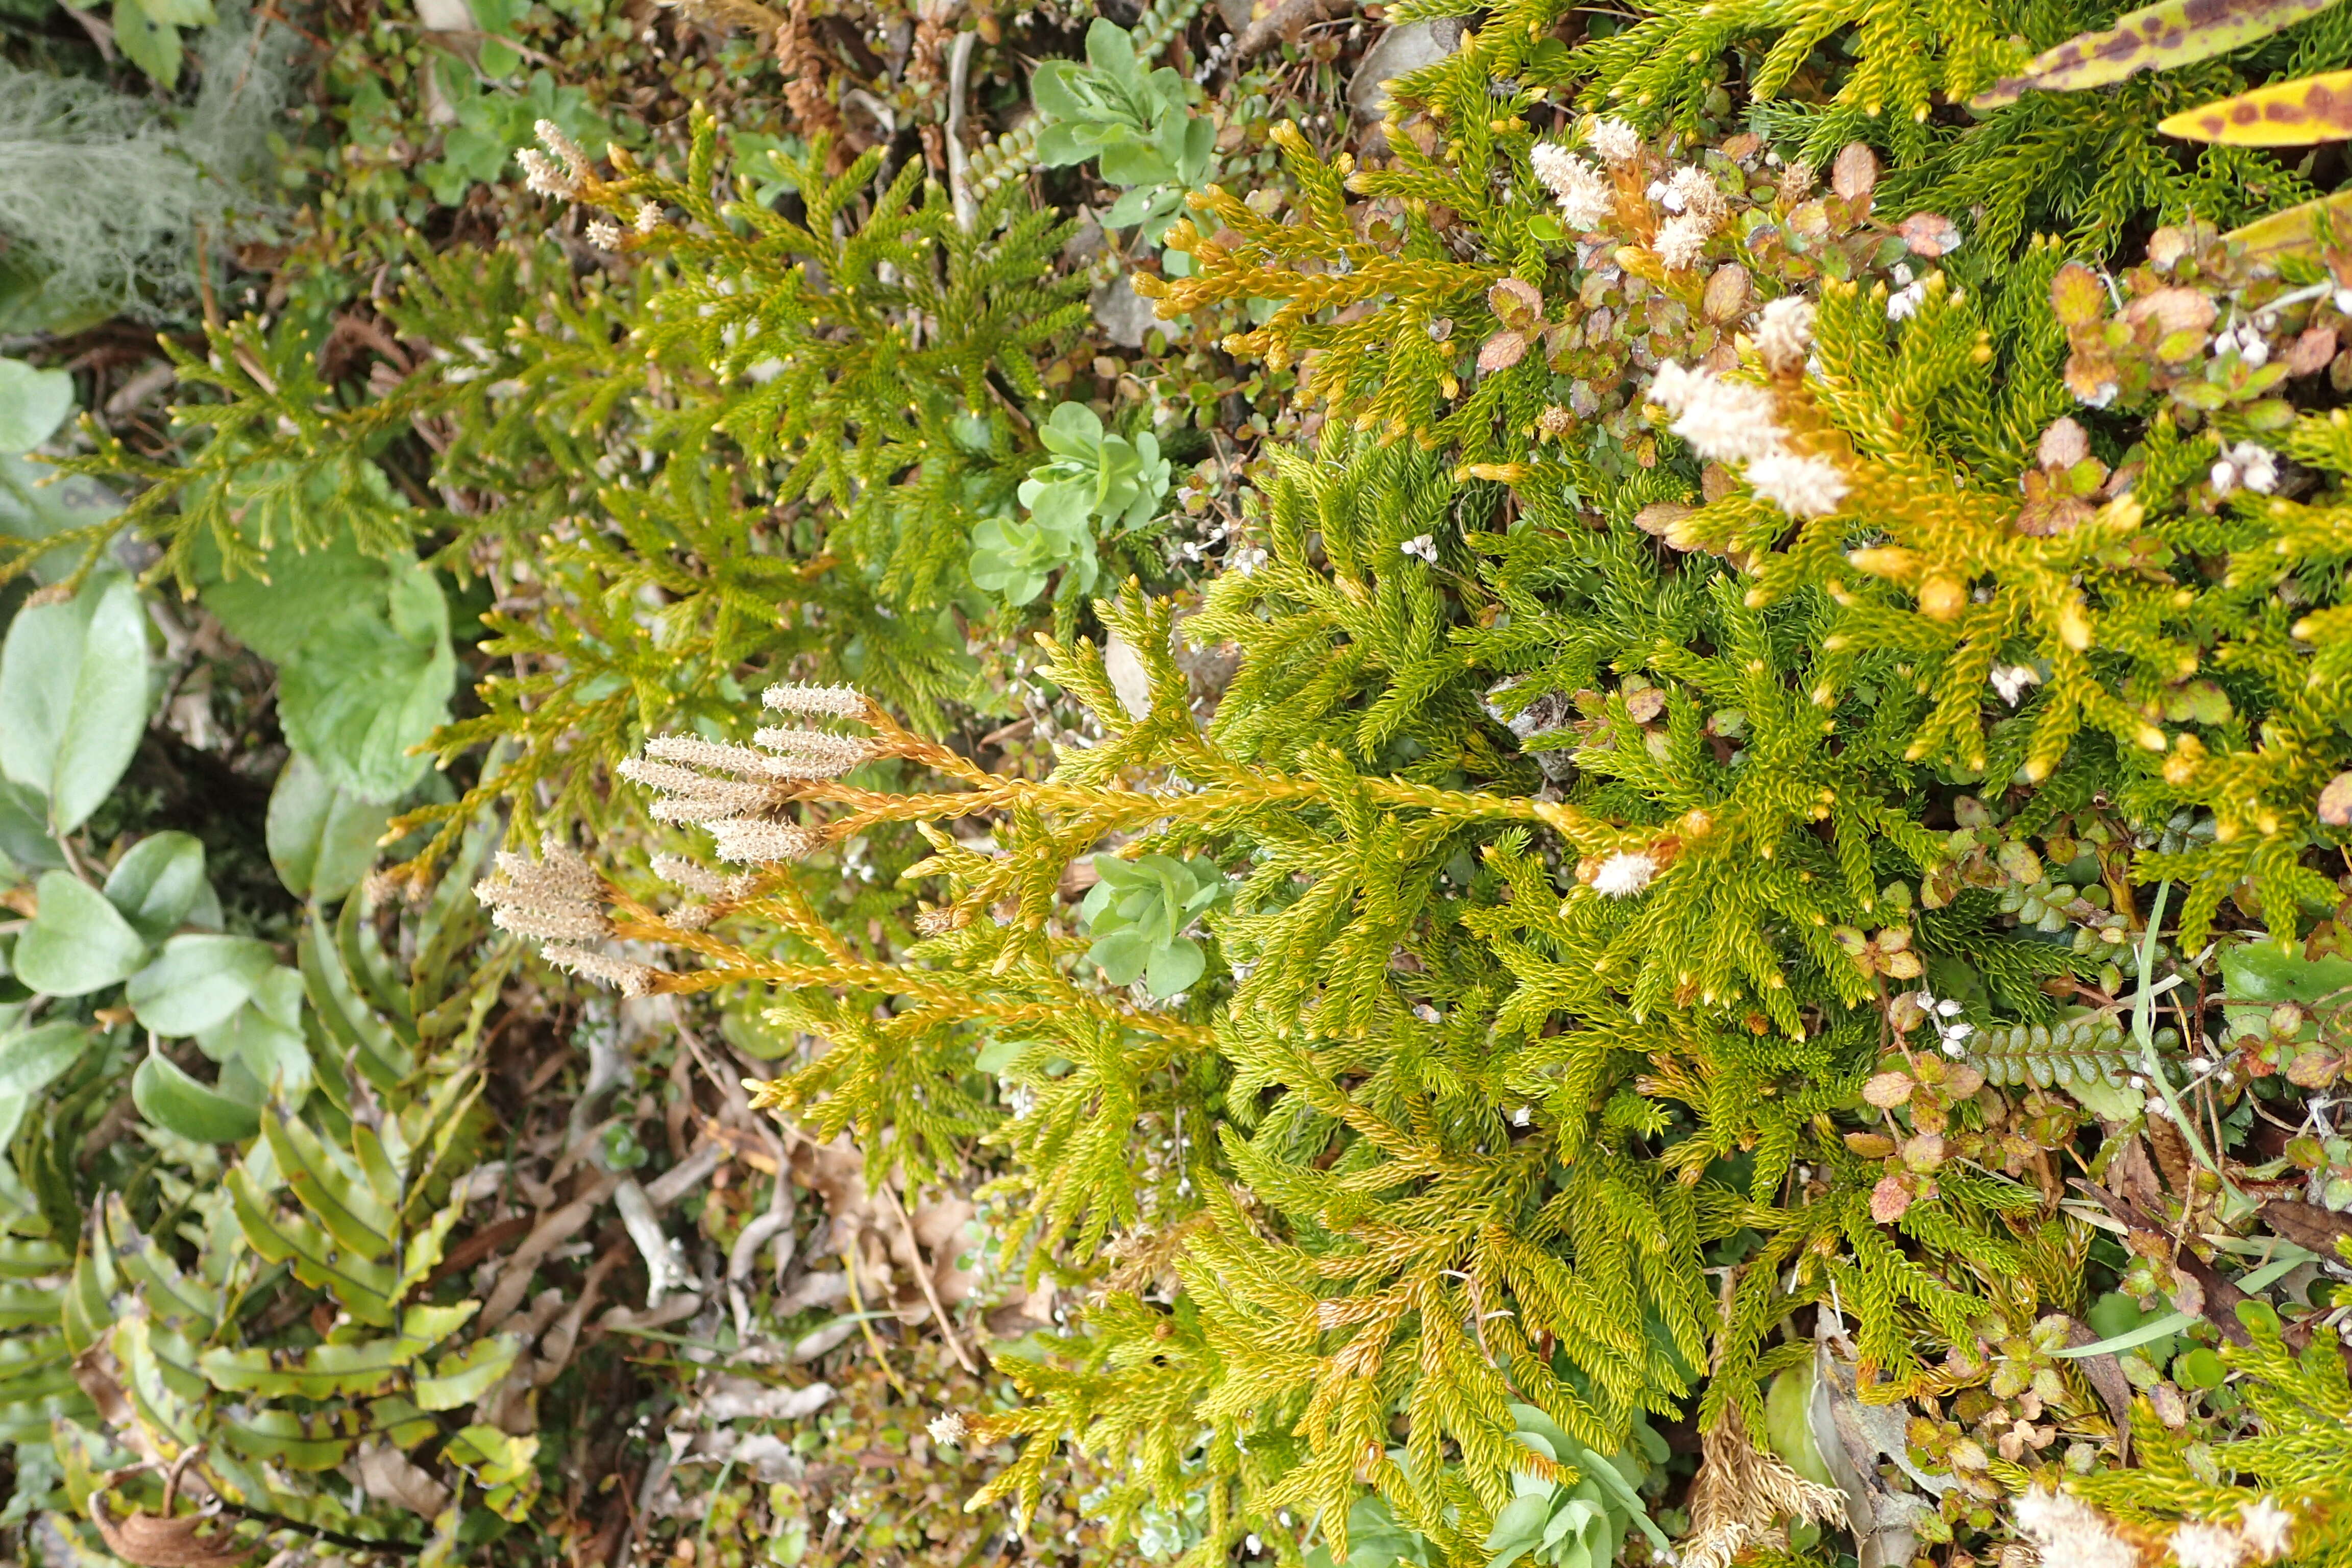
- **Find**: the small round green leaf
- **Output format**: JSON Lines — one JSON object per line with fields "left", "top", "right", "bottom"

{"left": 0, "top": 1020, "right": 90, "bottom": 1096}
{"left": 103, "top": 831, "right": 208, "bottom": 943}
{"left": 15, "top": 871, "right": 149, "bottom": 996}
{"left": 127, "top": 933, "right": 278, "bottom": 1036}
{"left": 132, "top": 1051, "right": 261, "bottom": 1143}
{"left": 266, "top": 753, "right": 392, "bottom": 903}
{"left": 2173, "top": 1345, "right": 2228, "bottom": 1389}
{"left": 0, "top": 573, "right": 152, "bottom": 836}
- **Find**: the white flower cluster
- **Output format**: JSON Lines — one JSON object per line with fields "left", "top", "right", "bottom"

{"left": 1648, "top": 357, "right": 1848, "bottom": 519}
{"left": 1399, "top": 533, "right": 1438, "bottom": 563}
{"left": 1755, "top": 297, "right": 1814, "bottom": 375}
{"left": 1989, "top": 663, "right": 2042, "bottom": 707}
{"left": 1907, "top": 990, "right": 1976, "bottom": 1057}
{"left": 2215, "top": 322, "right": 2271, "bottom": 367}
{"left": 1530, "top": 142, "right": 1612, "bottom": 231}
{"left": 1886, "top": 262, "right": 1927, "bottom": 322}
{"left": 2210, "top": 440, "right": 2278, "bottom": 497}
{"left": 1591, "top": 850, "right": 1657, "bottom": 898}
{"left": 1586, "top": 115, "right": 1643, "bottom": 164}
{"left": 1653, "top": 164, "right": 1728, "bottom": 272}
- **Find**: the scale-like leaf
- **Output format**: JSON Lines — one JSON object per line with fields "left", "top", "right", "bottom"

{"left": 1972, "top": 0, "right": 2337, "bottom": 108}
{"left": 2160, "top": 68, "right": 2352, "bottom": 139}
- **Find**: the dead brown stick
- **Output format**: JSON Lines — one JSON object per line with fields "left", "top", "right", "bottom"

{"left": 881, "top": 1182, "right": 977, "bottom": 1374}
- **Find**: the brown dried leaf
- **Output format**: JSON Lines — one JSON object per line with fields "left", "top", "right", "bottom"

{"left": 2284, "top": 324, "right": 2339, "bottom": 375}
{"left": 2038, "top": 416, "right": 2091, "bottom": 470}
{"left": 1478, "top": 329, "right": 1529, "bottom": 372}
{"left": 2123, "top": 285, "right": 2218, "bottom": 335}
{"left": 1870, "top": 1173, "right": 1914, "bottom": 1223}
{"left": 1830, "top": 142, "right": 1877, "bottom": 203}
{"left": 1861, "top": 1071, "right": 1915, "bottom": 1108}
{"left": 92, "top": 1507, "right": 252, "bottom": 1568}
{"left": 1702, "top": 263, "right": 1751, "bottom": 322}
{"left": 2319, "top": 770, "right": 2352, "bottom": 825}
{"left": 1897, "top": 212, "right": 1962, "bottom": 257}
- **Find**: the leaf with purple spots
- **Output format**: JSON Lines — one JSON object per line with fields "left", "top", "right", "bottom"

{"left": 1970, "top": 0, "right": 2338, "bottom": 108}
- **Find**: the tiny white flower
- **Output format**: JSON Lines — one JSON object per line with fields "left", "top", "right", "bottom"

{"left": 1530, "top": 143, "right": 1613, "bottom": 230}
{"left": 2218, "top": 323, "right": 2270, "bottom": 366}
{"left": 1511, "top": 1106, "right": 1531, "bottom": 1126}
{"left": 2239, "top": 1499, "right": 2294, "bottom": 1562}
{"left": 1592, "top": 850, "right": 1658, "bottom": 897}
{"left": 1744, "top": 452, "right": 1849, "bottom": 518}
{"left": 2171, "top": 1522, "right": 2249, "bottom": 1568}
{"left": 1400, "top": 533, "right": 1437, "bottom": 562}
{"left": 1935, "top": 997, "right": 1964, "bottom": 1017}
{"left": 1755, "top": 297, "right": 1814, "bottom": 374}
{"left": 584, "top": 218, "right": 624, "bottom": 251}
{"left": 927, "top": 1411, "right": 969, "bottom": 1446}
{"left": 1588, "top": 116, "right": 1643, "bottom": 164}
{"left": 1990, "top": 664, "right": 2043, "bottom": 706}
{"left": 1888, "top": 279, "right": 1928, "bottom": 321}
{"left": 2335, "top": 287, "right": 2352, "bottom": 315}
{"left": 2226, "top": 441, "right": 2277, "bottom": 495}
{"left": 1891, "top": 262, "right": 1915, "bottom": 287}
{"left": 635, "top": 200, "right": 662, "bottom": 234}
{"left": 1655, "top": 212, "right": 1713, "bottom": 271}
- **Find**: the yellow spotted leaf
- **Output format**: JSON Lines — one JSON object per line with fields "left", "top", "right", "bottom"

{"left": 1971, "top": 0, "right": 2338, "bottom": 108}
{"left": 2160, "top": 69, "right": 2352, "bottom": 141}
{"left": 2226, "top": 186, "right": 2352, "bottom": 255}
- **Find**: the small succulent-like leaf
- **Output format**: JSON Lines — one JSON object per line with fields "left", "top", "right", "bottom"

{"left": 1972, "top": 0, "right": 2335, "bottom": 108}
{"left": 2159, "top": 69, "right": 2352, "bottom": 142}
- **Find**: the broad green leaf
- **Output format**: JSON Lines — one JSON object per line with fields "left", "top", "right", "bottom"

{"left": 0, "top": 357, "right": 75, "bottom": 453}
{"left": 111, "top": 0, "right": 184, "bottom": 88}
{"left": 1031, "top": 61, "right": 1090, "bottom": 125}
{"left": 102, "top": 1196, "right": 220, "bottom": 1334}
{"left": 127, "top": 933, "right": 278, "bottom": 1036}
{"left": 302, "top": 909, "right": 412, "bottom": 1088}
{"left": 0, "top": 573, "right": 151, "bottom": 835}
{"left": 202, "top": 529, "right": 451, "bottom": 803}
{"left": 15, "top": 872, "right": 148, "bottom": 996}
{"left": 228, "top": 1166, "right": 397, "bottom": 1324}
{"left": 267, "top": 753, "right": 392, "bottom": 903}
{"left": 265, "top": 1108, "right": 398, "bottom": 1259}
{"left": 1972, "top": 0, "right": 2335, "bottom": 107}
{"left": 220, "top": 1406, "right": 364, "bottom": 1471}
{"left": 139, "top": 0, "right": 215, "bottom": 23}
{"left": 0, "top": 779, "right": 61, "bottom": 870}
{"left": 1485, "top": 1493, "right": 1552, "bottom": 1568}
{"left": 2228, "top": 186, "right": 2352, "bottom": 254}
{"left": 2160, "top": 69, "right": 2352, "bottom": 141}
{"left": 1144, "top": 935, "right": 1206, "bottom": 997}
{"left": 103, "top": 831, "right": 209, "bottom": 944}
{"left": 133, "top": 1051, "right": 261, "bottom": 1143}
{"left": 0, "top": 1021, "right": 88, "bottom": 1097}
{"left": 199, "top": 967, "right": 311, "bottom": 1108}
{"left": 414, "top": 1335, "right": 520, "bottom": 1410}
{"left": 199, "top": 1302, "right": 477, "bottom": 1397}
{"left": 0, "top": 1236, "right": 70, "bottom": 1278}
